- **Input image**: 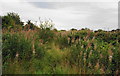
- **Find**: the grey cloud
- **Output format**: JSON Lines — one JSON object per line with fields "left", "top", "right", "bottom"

{"left": 30, "top": 2, "right": 118, "bottom": 30}
{"left": 29, "top": 2, "right": 94, "bottom": 9}
{"left": 29, "top": 2, "right": 57, "bottom": 9}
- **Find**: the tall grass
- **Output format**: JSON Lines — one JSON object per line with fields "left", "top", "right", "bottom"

{"left": 2, "top": 29, "right": 120, "bottom": 74}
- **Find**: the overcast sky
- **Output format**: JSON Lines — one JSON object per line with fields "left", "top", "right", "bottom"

{"left": 0, "top": 0, "right": 119, "bottom": 30}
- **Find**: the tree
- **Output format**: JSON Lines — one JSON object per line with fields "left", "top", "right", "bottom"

{"left": 71, "top": 28, "right": 77, "bottom": 31}
{"left": 39, "top": 19, "right": 54, "bottom": 30}
{"left": 2, "top": 12, "right": 23, "bottom": 29}
{"left": 24, "top": 20, "right": 38, "bottom": 30}
{"left": 38, "top": 19, "right": 55, "bottom": 43}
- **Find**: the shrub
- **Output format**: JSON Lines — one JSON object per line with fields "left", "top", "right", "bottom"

{"left": 38, "top": 29, "right": 55, "bottom": 44}
{"left": 34, "top": 41, "right": 45, "bottom": 59}
{"left": 78, "top": 30, "right": 88, "bottom": 40}
{"left": 56, "top": 35, "right": 69, "bottom": 49}
{"left": 110, "top": 46, "right": 120, "bottom": 74}
{"left": 2, "top": 12, "right": 23, "bottom": 29}
{"left": 2, "top": 33, "right": 33, "bottom": 62}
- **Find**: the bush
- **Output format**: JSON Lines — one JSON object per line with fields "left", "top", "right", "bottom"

{"left": 56, "top": 35, "right": 69, "bottom": 49}
{"left": 110, "top": 46, "right": 120, "bottom": 74}
{"left": 75, "top": 30, "right": 88, "bottom": 40}
{"left": 34, "top": 41, "right": 45, "bottom": 59}
{"left": 2, "top": 12, "right": 23, "bottom": 29}
{"left": 2, "top": 33, "right": 33, "bottom": 62}
{"left": 38, "top": 29, "right": 55, "bottom": 44}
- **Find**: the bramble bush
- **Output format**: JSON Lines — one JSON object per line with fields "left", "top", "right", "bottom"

{"left": 2, "top": 33, "right": 33, "bottom": 61}
{"left": 56, "top": 35, "right": 69, "bottom": 49}
{"left": 38, "top": 29, "right": 55, "bottom": 44}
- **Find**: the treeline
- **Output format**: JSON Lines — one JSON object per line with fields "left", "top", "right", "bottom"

{"left": 2, "top": 12, "right": 120, "bottom": 74}
{"left": 2, "top": 12, "right": 120, "bottom": 32}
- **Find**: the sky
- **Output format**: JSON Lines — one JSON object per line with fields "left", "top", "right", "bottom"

{"left": 0, "top": 0, "right": 119, "bottom": 31}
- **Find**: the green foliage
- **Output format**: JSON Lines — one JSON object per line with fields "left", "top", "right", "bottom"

{"left": 34, "top": 41, "right": 45, "bottom": 59}
{"left": 76, "top": 30, "right": 88, "bottom": 39}
{"left": 38, "top": 29, "right": 55, "bottom": 44}
{"left": 2, "top": 33, "right": 33, "bottom": 61}
{"left": 3, "top": 29, "right": 120, "bottom": 74}
{"left": 2, "top": 12, "right": 23, "bottom": 29}
{"left": 39, "top": 20, "right": 54, "bottom": 30}
{"left": 2, "top": 12, "right": 120, "bottom": 74}
{"left": 95, "top": 31, "right": 120, "bottom": 43}
{"left": 56, "top": 35, "right": 69, "bottom": 49}
{"left": 110, "top": 46, "right": 120, "bottom": 73}
{"left": 24, "top": 20, "right": 38, "bottom": 30}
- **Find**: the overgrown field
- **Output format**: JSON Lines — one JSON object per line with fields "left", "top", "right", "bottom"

{"left": 2, "top": 29, "right": 120, "bottom": 74}
{"left": 2, "top": 13, "right": 120, "bottom": 74}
